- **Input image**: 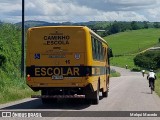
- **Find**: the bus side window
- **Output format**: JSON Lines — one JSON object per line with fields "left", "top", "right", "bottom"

{"left": 100, "top": 42, "right": 104, "bottom": 61}
{"left": 91, "top": 37, "right": 96, "bottom": 60}
{"left": 98, "top": 41, "right": 100, "bottom": 60}
{"left": 104, "top": 47, "right": 107, "bottom": 61}
{"left": 95, "top": 39, "right": 99, "bottom": 60}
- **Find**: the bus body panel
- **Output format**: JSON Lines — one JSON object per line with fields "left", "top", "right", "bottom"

{"left": 26, "top": 26, "right": 111, "bottom": 103}
{"left": 27, "top": 26, "right": 89, "bottom": 88}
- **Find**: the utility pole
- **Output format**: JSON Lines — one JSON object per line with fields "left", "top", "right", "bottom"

{"left": 21, "top": 0, "right": 25, "bottom": 77}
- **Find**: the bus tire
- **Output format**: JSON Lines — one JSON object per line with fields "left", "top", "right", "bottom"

{"left": 102, "top": 90, "right": 108, "bottom": 97}
{"left": 92, "top": 83, "right": 99, "bottom": 105}
{"left": 102, "top": 80, "right": 109, "bottom": 97}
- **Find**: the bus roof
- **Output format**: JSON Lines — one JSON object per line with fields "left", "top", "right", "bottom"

{"left": 28, "top": 26, "right": 108, "bottom": 45}
{"left": 88, "top": 28, "right": 108, "bottom": 45}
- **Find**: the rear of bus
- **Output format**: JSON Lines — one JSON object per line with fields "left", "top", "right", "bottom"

{"left": 26, "top": 26, "right": 92, "bottom": 101}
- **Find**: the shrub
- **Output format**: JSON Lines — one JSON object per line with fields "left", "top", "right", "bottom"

{"left": 134, "top": 51, "right": 160, "bottom": 70}
{"left": 0, "top": 54, "right": 6, "bottom": 66}
{"left": 131, "top": 67, "right": 141, "bottom": 72}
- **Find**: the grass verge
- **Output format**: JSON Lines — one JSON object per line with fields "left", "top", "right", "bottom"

{"left": 110, "top": 69, "right": 121, "bottom": 77}
{"left": 0, "top": 77, "right": 36, "bottom": 104}
{"left": 155, "top": 73, "right": 160, "bottom": 97}
{"left": 0, "top": 87, "right": 35, "bottom": 104}
{"left": 110, "top": 55, "right": 135, "bottom": 69}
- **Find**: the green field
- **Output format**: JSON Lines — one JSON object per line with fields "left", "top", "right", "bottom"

{"left": 105, "top": 28, "right": 160, "bottom": 55}
{"left": 110, "top": 55, "right": 135, "bottom": 69}
{"left": 104, "top": 28, "right": 160, "bottom": 70}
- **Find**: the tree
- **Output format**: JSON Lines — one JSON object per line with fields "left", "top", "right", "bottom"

{"left": 143, "top": 21, "right": 148, "bottom": 29}
{"left": 153, "top": 22, "right": 160, "bottom": 28}
{"left": 131, "top": 21, "right": 139, "bottom": 30}
{"left": 107, "top": 21, "right": 127, "bottom": 35}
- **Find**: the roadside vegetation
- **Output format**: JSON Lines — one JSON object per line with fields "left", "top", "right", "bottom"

{"left": 110, "top": 69, "right": 121, "bottom": 77}
{"left": 0, "top": 23, "right": 35, "bottom": 104}
{"left": 155, "top": 73, "right": 160, "bottom": 96}
{"left": 134, "top": 50, "right": 160, "bottom": 70}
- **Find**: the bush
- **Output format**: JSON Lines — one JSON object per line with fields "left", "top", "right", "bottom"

{"left": 131, "top": 67, "right": 141, "bottom": 72}
{"left": 110, "top": 69, "right": 121, "bottom": 77}
{"left": 134, "top": 51, "right": 160, "bottom": 70}
{"left": 0, "top": 54, "right": 6, "bottom": 66}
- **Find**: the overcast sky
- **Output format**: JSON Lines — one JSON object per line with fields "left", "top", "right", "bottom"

{"left": 1, "top": 0, "right": 160, "bottom": 23}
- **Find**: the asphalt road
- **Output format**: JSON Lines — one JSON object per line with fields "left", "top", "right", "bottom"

{"left": 0, "top": 66, "right": 160, "bottom": 120}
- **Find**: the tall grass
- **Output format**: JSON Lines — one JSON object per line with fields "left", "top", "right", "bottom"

{"left": 0, "top": 23, "right": 34, "bottom": 104}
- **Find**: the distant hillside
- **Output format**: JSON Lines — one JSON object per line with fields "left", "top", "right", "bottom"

{"left": 105, "top": 28, "right": 160, "bottom": 56}
{"left": 15, "top": 20, "right": 112, "bottom": 29}
{"left": 15, "top": 20, "right": 58, "bottom": 28}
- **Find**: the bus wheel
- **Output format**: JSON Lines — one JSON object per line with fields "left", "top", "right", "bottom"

{"left": 102, "top": 89, "right": 108, "bottom": 97}
{"left": 102, "top": 81, "right": 109, "bottom": 97}
{"left": 92, "top": 83, "right": 100, "bottom": 105}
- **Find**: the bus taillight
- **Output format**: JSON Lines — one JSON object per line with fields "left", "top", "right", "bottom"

{"left": 27, "top": 74, "right": 31, "bottom": 81}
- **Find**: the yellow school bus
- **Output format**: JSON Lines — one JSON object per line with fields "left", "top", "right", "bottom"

{"left": 26, "top": 26, "right": 113, "bottom": 104}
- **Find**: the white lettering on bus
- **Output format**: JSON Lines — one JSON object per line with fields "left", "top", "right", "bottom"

{"left": 35, "top": 67, "right": 80, "bottom": 76}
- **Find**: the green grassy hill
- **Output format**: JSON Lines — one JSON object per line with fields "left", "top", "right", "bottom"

{"left": 105, "top": 28, "right": 160, "bottom": 56}
{"left": 104, "top": 28, "right": 160, "bottom": 69}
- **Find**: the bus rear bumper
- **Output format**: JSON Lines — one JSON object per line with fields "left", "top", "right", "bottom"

{"left": 30, "top": 83, "right": 94, "bottom": 99}
{"left": 31, "top": 94, "right": 85, "bottom": 99}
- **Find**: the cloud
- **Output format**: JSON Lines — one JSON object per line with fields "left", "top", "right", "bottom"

{"left": 0, "top": 0, "right": 160, "bottom": 23}
{"left": 146, "top": 7, "right": 160, "bottom": 21}
{"left": 0, "top": 3, "right": 21, "bottom": 15}
{"left": 25, "top": 0, "right": 98, "bottom": 16}
{"left": 72, "top": 0, "right": 160, "bottom": 11}
{"left": 24, "top": 0, "right": 148, "bottom": 22}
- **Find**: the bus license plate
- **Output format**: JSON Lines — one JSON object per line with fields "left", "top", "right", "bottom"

{"left": 52, "top": 75, "right": 63, "bottom": 80}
